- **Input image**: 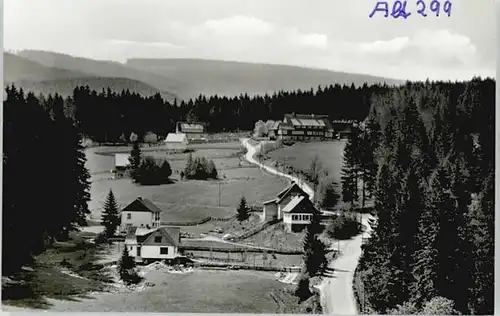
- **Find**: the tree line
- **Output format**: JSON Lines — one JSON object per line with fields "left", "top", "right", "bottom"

{"left": 342, "top": 77, "right": 494, "bottom": 314}
{"left": 3, "top": 85, "right": 91, "bottom": 275}
{"left": 61, "top": 83, "right": 391, "bottom": 143}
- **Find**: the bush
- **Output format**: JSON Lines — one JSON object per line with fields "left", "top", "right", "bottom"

{"left": 295, "top": 273, "right": 312, "bottom": 302}
{"left": 143, "top": 131, "right": 158, "bottom": 144}
{"left": 135, "top": 156, "right": 172, "bottom": 185}
{"left": 326, "top": 213, "right": 361, "bottom": 240}
{"left": 317, "top": 180, "right": 340, "bottom": 208}
{"left": 94, "top": 232, "right": 109, "bottom": 245}
{"left": 422, "top": 296, "right": 460, "bottom": 315}
{"left": 388, "top": 301, "right": 420, "bottom": 315}
{"left": 184, "top": 153, "right": 218, "bottom": 180}
{"left": 129, "top": 132, "right": 138, "bottom": 143}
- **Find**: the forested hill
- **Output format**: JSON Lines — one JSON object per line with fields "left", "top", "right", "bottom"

{"left": 343, "top": 77, "right": 495, "bottom": 315}
{"left": 127, "top": 58, "right": 404, "bottom": 100}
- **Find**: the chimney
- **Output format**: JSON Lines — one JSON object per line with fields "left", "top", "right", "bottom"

{"left": 137, "top": 197, "right": 142, "bottom": 200}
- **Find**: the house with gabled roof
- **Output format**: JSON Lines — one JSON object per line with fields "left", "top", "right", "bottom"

{"left": 125, "top": 226, "right": 181, "bottom": 263}
{"left": 276, "top": 113, "right": 335, "bottom": 141}
{"left": 281, "top": 195, "right": 318, "bottom": 232}
{"left": 165, "top": 133, "right": 188, "bottom": 152}
{"left": 176, "top": 122, "right": 205, "bottom": 140}
{"left": 120, "top": 197, "right": 162, "bottom": 234}
{"left": 261, "top": 181, "right": 314, "bottom": 232}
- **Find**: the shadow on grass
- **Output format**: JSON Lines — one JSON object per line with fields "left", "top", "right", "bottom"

{"left": 135, "top": 178, "right": 177, "bottom": 186}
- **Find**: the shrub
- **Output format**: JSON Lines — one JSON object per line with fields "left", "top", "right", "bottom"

{"left": 129, "top": 132, "right": 138, "bottom": 143}
{"left": 143, "top": 131, "right": 158, "bottom": 144}
{"left": 94, "top": 232, "right": 109, "bottom": 244}
{"left": 388, "top": 301, "right": 420, "bottom": 315}
{"left": 183, "top": 153, "right": 218, "bottom": 180}
{"left": 295, "top": 273, "right": 312, "bottom": 302}
{"left": 317, "top": 180, "right": 340, "bottom": 208}
{"left": 422, "top": 296, "right": 460, "bottom": 315}
{"left": 135, "top": 157, "right": 172, "bottom": 185}
{"left": 326, "top": 213, "right": 361, "bottom": 240}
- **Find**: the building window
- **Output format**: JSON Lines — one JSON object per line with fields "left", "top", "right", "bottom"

{"left": 127, "top": 213, "right": 131, "bottom": 220}
{"left": 154, "top": 236, "right": 162, "bottom": 243}
{"left": 160, "top": 247, "right": 169, "bottom": 255}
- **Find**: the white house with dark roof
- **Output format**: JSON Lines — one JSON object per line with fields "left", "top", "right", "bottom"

{"left": 120, "top": 197, "right": 162, "bottom": 234}
{"left": 125, "top": 226, "right": 181, "bottom": 263}
{"left": 165, "top": 133, "right": 188, "bottom": 152}
{"left": 262, "top": 181, "right": 318, "bottom": 232}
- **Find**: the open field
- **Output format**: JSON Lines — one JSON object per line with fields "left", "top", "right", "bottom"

{"left": 21, "top": 270, "right": 286, "bottom": 313}
{"left": 266, "top": 140, "right": 346, "bottom": 184}
{"left": 85, "top": 142, "right": 289, "bottom": 224}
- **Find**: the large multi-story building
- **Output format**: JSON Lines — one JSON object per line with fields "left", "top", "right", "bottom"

{"left": 175, "top": 122, "right": 205, "bottom": 140}
{"left": 271, "top": 113, "right": 335, "bottom": 141}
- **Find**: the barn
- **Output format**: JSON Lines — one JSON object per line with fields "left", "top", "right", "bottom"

{"left": 165, "top": 133, "right": 188, "bottom": 152}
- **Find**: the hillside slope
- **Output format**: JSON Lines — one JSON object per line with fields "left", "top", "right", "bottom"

{"left": 127, "top": 58, "right": 403, "bottom": 99}
{"left": 16, "top": 50, "right": 403, "bottom": 101}
{"left": 5, "top": 52, "right": 178, "bottom": 102}
{"left": 4, "top": 52, "right": 89, "bottom": 83}
{"left": 17, "top": 50, "right": 180, "bottom": 101}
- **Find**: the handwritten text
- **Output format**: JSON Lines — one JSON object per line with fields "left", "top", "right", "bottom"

{"left": 369, "top": 0, "right": 452, "bottom": 19}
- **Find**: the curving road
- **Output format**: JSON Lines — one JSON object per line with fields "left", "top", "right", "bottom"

{"left": 241, "top": 137, "right": 373, "bottom": 315}
{"left": 240, "top": 138, "right": 315, "bottom": 200}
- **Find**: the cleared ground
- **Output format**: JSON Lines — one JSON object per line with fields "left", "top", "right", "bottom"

{"left": 86, "top": 142, "right": 288, "bottom": 223}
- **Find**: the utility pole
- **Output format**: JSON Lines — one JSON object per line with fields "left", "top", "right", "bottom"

{"left": 218, "top": 181, "right": 222, "bottom": 206}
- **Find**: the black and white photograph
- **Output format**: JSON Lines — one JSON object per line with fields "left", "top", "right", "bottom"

{"left": 1, "top": 0, "right": 496, "bottom": 314}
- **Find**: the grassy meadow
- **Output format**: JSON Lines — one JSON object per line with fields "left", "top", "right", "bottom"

{"left": 86, "top": 141, "right": 289, "bottom": 224}
{"left": 34, "top": 270, "right": 285, "bottom": 313}
{"left": 266, "top": 140, "right": 346, "bottom": 184}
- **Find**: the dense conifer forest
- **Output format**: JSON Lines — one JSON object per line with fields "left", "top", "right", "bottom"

{"left": 67, "top": 83, "right": 388, "bottom": 142}
{"left": 340, "top": 78, "right": 495, "bottom": 315}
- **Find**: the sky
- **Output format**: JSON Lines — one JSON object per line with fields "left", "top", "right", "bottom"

{"left": 4, "top": 0, "right": 497, "bottom": 81}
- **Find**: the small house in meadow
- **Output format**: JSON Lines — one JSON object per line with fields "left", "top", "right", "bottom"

{"left": 125, "top": 226, "right": 181, "bottom": 263}
{"left": 164, "top": 133, "right": 188, "bottom": 152}
{"left": 112, "top": 153, "right": 130, "bottom": 178}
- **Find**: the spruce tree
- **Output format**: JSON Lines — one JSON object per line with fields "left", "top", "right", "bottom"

{"left": 468, "top": 172, "right": 494, "bottom": 314}
{"left": 118, "top": 247, "right": 140, "bottom": 284}
{"left": 236, "top": 196, "right": 249, "bottom": 221}
{"left": 101, "top": 189, "right": 120, "bottom": 238}
{"left": 129, "top": 142, "right": 142, "bottom": 182}
{"left": 341, "top": 137, "right": 358, "bottom": 208}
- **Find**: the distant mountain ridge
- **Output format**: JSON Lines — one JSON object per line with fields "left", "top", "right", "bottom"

{"left": 7, "top": 50, "right": 404, "bottom": 101}
{"left": 126, "top": 57, "right": 404, "bottom": 100}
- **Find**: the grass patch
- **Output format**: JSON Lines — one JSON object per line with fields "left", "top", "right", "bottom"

{"left": 24, "top": 270, "right": 286, "bottom": 313}
{"left": 2, "top": 237, "right": 112, "bottom": 309}
{"left": 271, "top": 287, "right": 323, "bottom": 314}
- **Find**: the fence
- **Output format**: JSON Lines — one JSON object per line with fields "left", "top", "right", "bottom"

{"left": 195, "top": 262, "right": 302, "bottom": 272}
{"left": 179, "top": 244, "right": 302, "bottom": 255}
